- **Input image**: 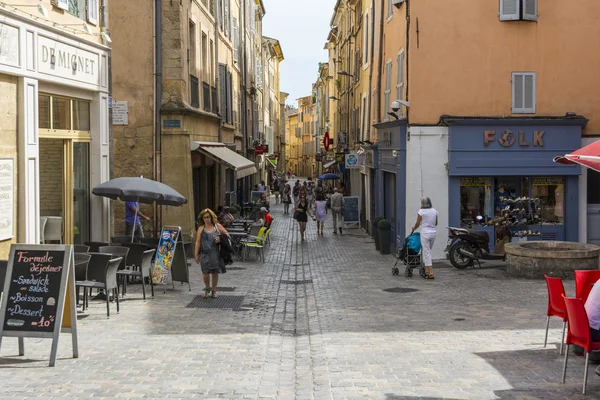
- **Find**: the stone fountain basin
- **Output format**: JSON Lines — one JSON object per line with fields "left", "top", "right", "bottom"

{"left": 504, "top": 241, "right": 600, "bottom": 279}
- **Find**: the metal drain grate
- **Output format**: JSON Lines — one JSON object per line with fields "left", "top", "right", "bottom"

{"left": 186, "top": 295, "right": 245, "bottom": 309}
{"left": 215, "top": 287, "right": 236, "bottom": 292}
{"left": 382, "top": 287, "right": 419, "bottom": 293}
{"left": 283, "top": 263, "right": 310, "bottom": 267}
{"left": 226, "top": 267, "right": 246, "bottom": 271}
{"left": 280, "top": 279, "right": 313, "bottom": 284}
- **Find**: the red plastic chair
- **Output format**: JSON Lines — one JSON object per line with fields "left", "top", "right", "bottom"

{"left": 562, "top": 296, "right": 600, "bottom": 395}
{"left": 575, "top": 270, "right": 600, "bottom": 304}
{"left": 544, "top": 275, "right": 568, "bottom": 354}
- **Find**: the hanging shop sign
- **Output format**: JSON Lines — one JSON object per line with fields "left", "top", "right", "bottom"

{"left": 323, "top": 131, "right": 330, "bottom": 152}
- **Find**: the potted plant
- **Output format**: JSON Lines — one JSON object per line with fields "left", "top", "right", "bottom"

{"left": 372, "top": 216, "right": 385, "bottom": 250}
{"left": 377, "top": 219, "right": 392, "bottom": 255}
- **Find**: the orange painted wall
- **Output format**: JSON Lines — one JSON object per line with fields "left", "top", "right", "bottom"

{"left": 408, "top": 1, "right": 600, "bottom": 133}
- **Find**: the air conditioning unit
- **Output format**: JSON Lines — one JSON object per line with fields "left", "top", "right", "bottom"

{"left": 392, "top": 0, "right": 405, "bottom": 7}
{"left": 225, "top": 191, "right": 237, "bottom": 206}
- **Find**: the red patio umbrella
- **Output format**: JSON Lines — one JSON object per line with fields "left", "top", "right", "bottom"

{"left": 553, "top": 140, "right": 600, "bottom": 173}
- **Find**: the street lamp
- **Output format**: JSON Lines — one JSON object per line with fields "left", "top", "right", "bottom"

{"left": 329, "top": 96, "right": 340, "bottom": 101}
{"left": 337, "top": 70, "right": 354, "bottom": 78}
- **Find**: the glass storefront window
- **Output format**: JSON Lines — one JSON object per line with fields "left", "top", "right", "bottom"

{"left": 73, "top": 101, "right": 90, "bottom": 131}
{"left": 460, "top": 177, "right": 492, "bottom": 227}
{"left": 52, "top": 97, "right": 71, "bottom": 130}
{"left": 39, "top": 95, "right": 50, "bottom": 129}
{"left": 532, "top": 177, "right": 564, "bottom": 225}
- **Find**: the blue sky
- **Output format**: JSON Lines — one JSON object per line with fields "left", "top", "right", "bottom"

{"left": 262, "top": 0, "right": 337, "bottom": 106}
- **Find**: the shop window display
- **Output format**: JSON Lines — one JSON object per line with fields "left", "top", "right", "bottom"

{"left": 460, "top": 177, "right": 492, "bottom": 227}
{"left": 460, "top": 176, "right": 564, "bottom": 233}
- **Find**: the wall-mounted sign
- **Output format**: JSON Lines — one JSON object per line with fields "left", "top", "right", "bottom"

{"left": 255, "top": 145, "right": 266, "bottom": 155}
{"left": 484, "top": 130, "right": 545, "bottom": 148}
{"left": 0, "top": 158, "right": 14, "bottom": 241}
{"left": 112, "top": 101, "right": 128, "bottom": 125}
{"left": 345, "top": 153, "right": 359, "bottom": 169}
{"left": 335, "top": 152, "right": 345, "bottom": 164}
{"left": 0, "top": 22, "right": 19, "bottom": 68}
{"left": 323, "top": 131, "right": 330, "bottom": 152}
{"left": 38, "top": 36, "right": 100, "bottom": 85}
{"left": 163, "top": 119, "right": 181, "bottom": 128}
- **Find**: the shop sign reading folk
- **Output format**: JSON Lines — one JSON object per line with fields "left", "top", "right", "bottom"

{"left": 484, "top": 130, "right": 545, "bottom": 148}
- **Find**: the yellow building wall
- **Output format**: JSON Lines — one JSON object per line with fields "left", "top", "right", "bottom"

{"left": 409, "top": 1, "right": 600, "bottom": 133}
{"left": 0, "top": 74, "right": 18, "bottom": 259}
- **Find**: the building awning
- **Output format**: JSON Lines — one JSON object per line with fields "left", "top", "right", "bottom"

{"left": 266, "top": 158, "right": 277, "bottom": 169}
{"left": 191, "top": 141, "right": 257, "bottom": 180}
{"left": 323, "top": 160, "right": 336, "bottom": 169}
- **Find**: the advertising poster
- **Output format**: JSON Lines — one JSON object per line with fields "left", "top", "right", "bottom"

{"left": 345, "top": 153, "right": 358, "bottom": 169}
{"left": 152, "top": 227, "right": 181, "bottom": 285}
{"left": 0, "top": 158, "right": 14, "bottom": 241}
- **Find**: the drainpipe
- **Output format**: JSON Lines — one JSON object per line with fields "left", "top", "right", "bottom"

{"left": 375, "top": 0, "right": 384, "bottom": 122}
{"left": 241, "top": 1, "right": 248, "bottom": 203}
{"left": 215, "top": 0, "right": 223, "bottom": 206}
{"left": 154, "top": 0, "right": 162, "bottom": 233}
{"left": 405, "top": 0, "right": 410, "bottom": 122}
{"left": 100, "top": 0, "right": 114, "bottom": 239}
{"left": 366, "top": 0, "right": 375, "bottom": 141}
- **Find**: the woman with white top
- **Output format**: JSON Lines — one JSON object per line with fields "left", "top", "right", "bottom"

{"left": 412, "top": 197, "right": 438, "bottom": 280}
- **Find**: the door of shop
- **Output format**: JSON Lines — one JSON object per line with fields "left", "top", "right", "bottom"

{"left": 39, "top": 94, "right": 91, "bottom": 245}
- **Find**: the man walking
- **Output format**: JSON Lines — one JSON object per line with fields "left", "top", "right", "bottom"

{"left": 125, "top": 201, "right": 151, "bottom": 241}
{"left": 330, "top": 187, "right": 344, "bottom": 235}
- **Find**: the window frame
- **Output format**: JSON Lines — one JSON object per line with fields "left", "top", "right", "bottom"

{"left": 38, "top": 93, "right": 91, "bottom": 140}
{"left": 396, "top": 49, "right": 404, "bottom": 101}
{"left": 383, "top": 60, "right": 392, "bottom": 121}
{"left": 511, "top": 72, "right": 536, "bottom": 114}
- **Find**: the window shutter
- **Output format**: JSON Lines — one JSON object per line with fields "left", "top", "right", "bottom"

{"left": 522, "top": 0, "right": 538, "bottom": 21}
{"left": 86, "top": 0, "right": 99, "bottom": 25}
{"left": 396, "top": 51, "right": 404, "bottom": 100}
{"left": 387, "top": 0, "right": 393, "bottom": 19}
{"left": 499, "top": 0, "right": 519, "bottom": 21}
{"left": 224, "top": 0, "right": 230, "bottom": 37}
{"left": 219, "top": 64, "right": 227, "bottom": 117}
{"left": 233, "top": 18, "right": 239, "bottom": 63}
{"left": 227, "top": 71, "right": 233, "bottom": 124}
{"left": 363, "top": 13, "right": 369, "bottom": 65}
{"left": 52, "top": 0, "right": 69, "bottom": 11}
{"left": 512, "top": 72, "right": 535, "bottom": 114}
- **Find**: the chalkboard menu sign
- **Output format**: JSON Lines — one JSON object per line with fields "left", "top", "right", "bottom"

{"left": 2, "top": 250, "right": 65, "bottom": 333}
{"left": 343, "top": 196, "right": 360, "bottom": 225}
{"left": 0, "top": 244, "right": 78, "bottom": 367}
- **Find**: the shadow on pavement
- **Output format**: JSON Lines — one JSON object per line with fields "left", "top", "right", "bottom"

{"left": 385, "top": 395, "right": 463, "bottom": 400}
{"left": 475, "top": 347, "right": 599, "bottom": 399}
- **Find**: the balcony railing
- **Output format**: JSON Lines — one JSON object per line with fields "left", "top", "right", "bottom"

{"left": 190, "top": 75, "right": 199, "bottom": 108}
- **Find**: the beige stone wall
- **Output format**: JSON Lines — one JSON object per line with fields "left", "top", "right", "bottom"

{"left": 0, "top": 74, "right": 18, "bottom": 259}
{"left": 39, "top": 139, "right": 64, "bottom": 215}
{"left": 109, "top": 0, "right": 156, "bottom": 235}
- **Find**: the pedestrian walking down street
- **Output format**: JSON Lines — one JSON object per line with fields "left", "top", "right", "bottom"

{"left": 412, "top": 197, "right": 438, "bottom": 280}
{"left": 293, "top": 181, "right": 301, "bottom": 204}
{"left": 314, "top": 192, "right": 328, "bottom": 235}
{"left": 306, "top": 178, "right": 314, "bottom": 207}
{"left": 282, "top": 184, "right": 292, "bottom": 214}
{"left": 125, "top": 201, "right": 151, "bottom": 242}
{"left": 294, "top": 194, "right": 314, "bottom": 241}
{"left": 329, "top": 187, "right": 344, "bottom": 234}
{"left": 194, "top": 208, "right": 230, "bottom": 298}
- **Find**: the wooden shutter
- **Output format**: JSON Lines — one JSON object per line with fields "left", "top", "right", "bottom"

{"left": 224, "top": 0, "right": 230, "bottom": 37}
{"left": 363, "top": 13, "right": 369, "bottom": 65}
{"left": 87, "top": 0, "right": 99, "bottom": 25}
{"left": 522, "top": 0, "right": 538, "bottom": 21}
{"left": 227, "top": 71, "right": 233, "bottom": 124}
{"left": 499, "top": 0, "right": 519, "bottom": 21}
{"left": 52, "top": 0, "right": 69, "bottom": 11}
{"left": 396, "top": 50, "right": 404, "bottom": 100}
{"left": 233, "top": 18, "right": 239, "bottom": 63}
{"left": 219, "top": 64, "right": 227, "bottom": 117}
{"left": 384, "top": 61, "right": 392, "bottom": 120}
{"left": 512, "top": 72, "right": 535, "bottom": 114}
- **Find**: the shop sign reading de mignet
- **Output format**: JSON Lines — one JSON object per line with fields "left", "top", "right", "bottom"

{"left": 38, "top": 36, "right": 100, "bottom": 86}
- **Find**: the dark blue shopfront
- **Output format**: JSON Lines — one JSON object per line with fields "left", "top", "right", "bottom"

{"left": 447, "top": 117, "right": 586, "bottom": 246}
{"left": 374, "top": 120, "right": 407, "bottom": 249}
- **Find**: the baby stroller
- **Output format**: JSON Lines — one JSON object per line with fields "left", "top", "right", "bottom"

{"left": 392, "top": 231, "right": 425, "bottom": 277}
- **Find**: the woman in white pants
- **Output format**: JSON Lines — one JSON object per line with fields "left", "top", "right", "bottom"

{"left": 412, "top": 197, "right": 438, "bottom": 280}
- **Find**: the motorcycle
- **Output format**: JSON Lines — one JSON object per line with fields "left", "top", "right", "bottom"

{"left": 445, "top": 217, "right": 510, "bottom": 269}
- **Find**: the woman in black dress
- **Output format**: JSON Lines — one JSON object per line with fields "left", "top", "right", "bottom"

{"left": 295, "top": 194, "right": 313, "bottom": 241}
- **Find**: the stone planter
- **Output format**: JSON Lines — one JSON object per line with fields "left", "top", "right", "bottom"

{"left": 379, "top": 230, "right": 391, "bottom": 255}
{"left": 505, "top": 241, "right": 600, "bottom": 279}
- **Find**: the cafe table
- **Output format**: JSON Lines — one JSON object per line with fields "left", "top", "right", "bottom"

{"left": 229, "top": 231, "right": 248, "bottom": 261}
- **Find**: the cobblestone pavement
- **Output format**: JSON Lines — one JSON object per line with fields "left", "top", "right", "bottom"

{"left": 0, "top": 184, "right": 598, "bottom": 399}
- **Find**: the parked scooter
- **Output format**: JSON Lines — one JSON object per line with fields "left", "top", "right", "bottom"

{"left": 445, "top": 216, "right": 511, "bottom": 269}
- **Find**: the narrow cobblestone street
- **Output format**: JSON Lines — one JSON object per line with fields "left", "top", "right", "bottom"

{"left": 0, "top": 198, "right": 597, "bottom": 399}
